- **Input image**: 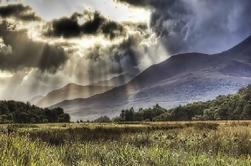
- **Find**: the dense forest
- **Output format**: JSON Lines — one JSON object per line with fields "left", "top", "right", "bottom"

{"left": 95, "top": 85, "right": 251, "bottom": 122}
{"left": 0, "top": 101, "right": 70, "bottom": 123}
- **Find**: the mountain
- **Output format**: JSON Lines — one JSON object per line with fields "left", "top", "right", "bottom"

{"left": 220, "top": 35, "right": 251, "bottom": 62}
{"left": 53, "top": 35, "right": 251, "bottom": 120}
{"left": 35, "top": 70, "right": 138, "bottom": 108}
{"left": 94, "top": 72, "right": 138, "bottom": 87}
{"left": 36, "top": 83, "right": 113, "bottom": 107}
{"left": 30, "top": 95, "right": 44, "bottom": 104}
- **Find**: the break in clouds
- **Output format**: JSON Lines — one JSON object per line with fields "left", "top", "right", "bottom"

{"left": 1, "top": 0, "right": 251, "bottom": 101}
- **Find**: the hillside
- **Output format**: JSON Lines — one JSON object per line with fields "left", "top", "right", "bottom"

{"left": 156, "top": 84, "right": 251, "bottom": 121}
{"left": 0, "top": 101, "right": 70, "bottom": 123}
{"left": 112, "top": 84, "right": 251, "bottom": 122}
{"left": 53, "top": 35, "right": 251, "bottom": 120}
{"left": 36, "top": 83, "right": 113, "bottom": 107}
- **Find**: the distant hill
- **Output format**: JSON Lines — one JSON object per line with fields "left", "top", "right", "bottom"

{"left": 30, "top": 95, "right": 44, "bottom": 104}
{"left": 36, "top": 72, "right": 139, "bottom": 108}
{"left": 0, "top": 100, "right": 70, "bottom": 123}
{"left": 94, "top": 72, "right": 138, "bottom": 87}
{"left": 53, "top": 35, "right": 251, "bottom": 120}
{"left": 36, "top": 83, "right": 113, "bottom": 107}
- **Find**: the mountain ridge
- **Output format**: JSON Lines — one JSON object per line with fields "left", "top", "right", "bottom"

{"left": 53, "top": 35, "right": 251, "bottom": 120}
{"left": 36, "top": 83, "right": 113, "bottom": 107}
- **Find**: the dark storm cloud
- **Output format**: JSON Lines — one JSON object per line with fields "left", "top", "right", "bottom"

{"left": 116, "top": 0, "right": 251, "bottom": 54}
{"left": 86, "top": 35, "right": 141, "bottom": 76}
{"left": 46, "top": 11, "right": 125, "bottom": 39}
{"left": 115, "top": 0, "right": 170, "bottom": 8}
{"left": 0, "top": 21, "right": 68, "bottom": 73}
{"left": 0, "top": 4, "right": 41, "bottom": 21}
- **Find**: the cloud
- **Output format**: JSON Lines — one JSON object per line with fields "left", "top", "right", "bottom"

{"left": 0, "top": 4, "right": 41, "bottom": 21}
{"left": 85, "top": 31, "right": 167, "bottom": 79}
{"left": 46, "top": 11, "right": 125, "bottom": 39}
{"left": 116, "top": 0, "right": 251, "bottom": 54}
{"left": 115, "top": 0, "right": 177, "bottom": 9}
{"left": 0, "top": 21, "right": 68, "bottom": 73}
{"left": 85, "top": 35, "right": 141, "bottom": 76}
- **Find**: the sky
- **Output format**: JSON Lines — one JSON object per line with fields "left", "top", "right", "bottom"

{"left": 0, "top": 0, "right": 251, "bottom": 101}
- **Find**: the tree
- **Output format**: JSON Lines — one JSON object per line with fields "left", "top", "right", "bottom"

{"left": 94, "top": 116, "right": 111, "bottom": 123}
{"left": 241, "top": 104, "right": 251, "bottom": 119}
{"left": 0, "top": 101, "right": 70, "bottom": 123}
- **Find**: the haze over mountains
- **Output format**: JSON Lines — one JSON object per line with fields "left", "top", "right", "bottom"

{"left": 33, "top": 71, "right": 139, "bottom": 107}
{"left": 35, "top": 84, "right": 113, "bottom": 108}
{"left": 50, "top": 35, "right": 251, "bottom": 120}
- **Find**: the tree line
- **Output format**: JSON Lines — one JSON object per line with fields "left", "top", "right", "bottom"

{"left": 0, "top": 100, "right": 70, "bottom": 123}
{"left": 94, "top": 85, "right": 251, "bottom": 122}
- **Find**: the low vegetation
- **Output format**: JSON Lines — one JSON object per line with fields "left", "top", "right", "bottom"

{"left": 0, "top": 122, "right": 250, "bottom": 165}
{"left": 0, "top": 101, "right": 70, "bottom": 123}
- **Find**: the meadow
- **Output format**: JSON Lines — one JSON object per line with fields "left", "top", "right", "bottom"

{"left": 0, "top": 121, "right": 251, "bottom": 166}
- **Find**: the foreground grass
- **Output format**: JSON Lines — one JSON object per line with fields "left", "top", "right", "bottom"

{"left": 0, "top": 121, "right": 251, "bottom": 166}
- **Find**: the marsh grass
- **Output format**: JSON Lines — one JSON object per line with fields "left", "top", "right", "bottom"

{"left": 0, "top": 121, "right": 250, "bottom": 166}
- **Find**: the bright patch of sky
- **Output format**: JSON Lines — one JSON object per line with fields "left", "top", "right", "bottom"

{"left": 0, "top": 71, "right": 13, "bottom": 78}
{"left": 21, "top": 0, "right": 150, "bottom": 23}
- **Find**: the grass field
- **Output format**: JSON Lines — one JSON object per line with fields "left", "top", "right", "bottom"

{"left": 0, "top": 121, "right": 251, "bottom": 166}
